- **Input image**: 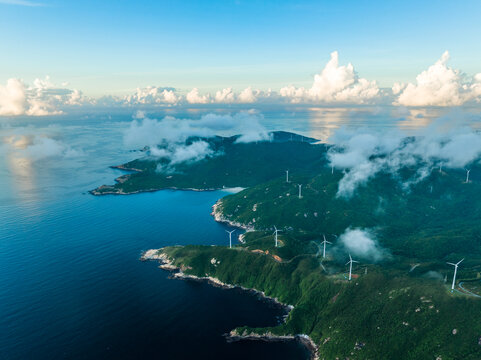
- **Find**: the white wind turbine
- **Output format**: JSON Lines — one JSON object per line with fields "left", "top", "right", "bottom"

{"left": 447, "top": 258, "right": 464, "bottom": 291}
{"left": 273, "top": 226, "right": 282, "bottom": 247}
{"left": 298, "top": 184, "right": 302, "bottom": 199}
{"left": 321, "top": 234, "right": 331, "bottom": 259}
{"left": 465, "top": 169, "right": 471, "bottom": 183}
{"left": 346, "top": 253, "right": 359, "bottom": 281}
{"left": 286, "top": 170, "right": 289, "bottom": 183}
{"left": 226, "top": 229, "right": 235, "bottom": 249}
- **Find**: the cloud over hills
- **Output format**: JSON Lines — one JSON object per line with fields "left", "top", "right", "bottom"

{"left": 328, "top": 115, "right": 481, "bottom": 198}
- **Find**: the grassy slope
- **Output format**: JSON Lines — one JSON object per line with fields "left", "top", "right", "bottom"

{"left": 162, "top": 244, "right": 481, "bottom": 360}
{"left": 218, "top": 168, "right": 481, "bottom": 262}
{"left": 95, "top": 133, "right": 481, "bottom": 358}
{"left": 92, "top": 133, "right": 326, "bottom": 194}
{"left": 157, "top": 159, "right": 481, "bottom": 359}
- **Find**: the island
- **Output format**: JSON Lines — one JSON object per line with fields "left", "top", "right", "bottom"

{"left": 94, "top": 132, "right": 481, "bottom": 360}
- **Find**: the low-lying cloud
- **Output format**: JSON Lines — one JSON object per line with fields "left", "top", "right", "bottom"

{"left": 123, "top": 110, "right": 271, "bottom": 167}
{"left": 329, "top": 115, "right": 481, "bottom": 198}
{"left": 1, "top": 133, "right": 82, "bottom": 160}
{"left": 339, "top": 228, "right": 390, "bottom": 262}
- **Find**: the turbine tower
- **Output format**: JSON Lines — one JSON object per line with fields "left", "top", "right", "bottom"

{"left": 346, "top": 254, "right": 359, "bottom": 281}
{"left": 447, "top": 258, "right": 464, "bottom": 291}
{"left": 226, "top": 229, "right": 235, "bottom": 249}
{"left": 298, "top": 184, "right": 302, "bottom": 199}
{"left": 465, "top": 169, "right": 471, "bottom": 183}
{"left": 321, "top": 234, "right": 331, "bottom": 258}
{"left": 286, "top": 170, "right": 289, "bottom": 183}
{"left": 273, "top": 226, "right": 282, "bottom": 247}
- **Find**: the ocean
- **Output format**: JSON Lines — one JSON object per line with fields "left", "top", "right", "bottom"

{"left": 0, "top": 106, "right": 472, "bottom": 359}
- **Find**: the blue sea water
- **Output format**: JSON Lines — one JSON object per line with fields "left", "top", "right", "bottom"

{"left": 0, "top": 113, "right": 313, "bottom": 360}
{"left": 0, "top": 107, "right": 474, "bottom": 359}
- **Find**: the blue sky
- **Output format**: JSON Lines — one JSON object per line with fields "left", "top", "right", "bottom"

{"left": 1, "top": 0, "right": 480, "bottom": 96}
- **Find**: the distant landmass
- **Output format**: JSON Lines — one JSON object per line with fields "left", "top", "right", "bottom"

{"left": 94, "top": 131, "right": 481, "bottom": 359}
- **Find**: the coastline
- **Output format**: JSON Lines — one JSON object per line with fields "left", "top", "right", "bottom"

{"left": 140, "top": 249, "right": 319, "bottom": 360}
{"left": 89, "top": 185, "right": 219, "bottom": 196}
{"left": 211, "top": 199, "right": 254, "bottom": 234}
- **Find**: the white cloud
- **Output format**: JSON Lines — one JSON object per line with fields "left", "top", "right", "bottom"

{"left": 1, "top": 133, "right": 82, "bottom": 160}
{"left": 0, "top": 79, "right": 26, "bottom": 116}
{"left": 214, "top": 88, "right": 235, "bottom": 103}
{"left": 280, "top": 51, "right": 380, "bottom": 104}
{"left": 0, "top": 77, "right": 86, "bottom": 116}
{"left": 123, "top": 111, "right": 271, "bottom": 151}
{"left": 186, "top": 88, "right": 210, "bottom": 104}
{"left": 329, "top": 117, "right": 481, "bottom": 198}
{"left": 394, "top": 51, "right": 481, "bottom": 106}
{"left": 339, "top": 228, "right": 389, "bottom": 262}
{"left": 124, "top": 86, "right": 180, "bottom": 105}
{"left": 237, "top": 87, "right": 257, "bottom": 103}
{"left": 151, "top": 141, "right": 214, "bottom": 165}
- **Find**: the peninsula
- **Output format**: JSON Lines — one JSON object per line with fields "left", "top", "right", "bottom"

{"left": 95, "top": 132, "right": 481, "bottom": 359}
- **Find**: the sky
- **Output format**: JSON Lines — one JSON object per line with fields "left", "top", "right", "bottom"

{"left": 1, "top": 0, "right": 481, "bottom": 95}
{"left": 0, "top": 0, "right": 481, "bottom": 116}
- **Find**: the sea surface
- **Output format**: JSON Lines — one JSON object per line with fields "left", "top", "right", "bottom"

{"left": 0, "top": 106, "right": 477, "bottom": 359}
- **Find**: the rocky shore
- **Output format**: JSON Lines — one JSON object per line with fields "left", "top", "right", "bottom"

{"left": 226, "top": 330, "right": 319, "bottom": 360}
{"left": 140, "top": 248, "right": 318, "bottom": 360}
{"left": 211, "top": 200, "right": 254, "bottom": 234}
{"left": 90, "top": 184, "right": 219, "bottom": 196}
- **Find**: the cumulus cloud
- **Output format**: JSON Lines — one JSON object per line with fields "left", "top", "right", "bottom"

{"left": 339, "top": 228, "right": 390, "bottom": 262}
{"left": 329, "top": 115, "right": 481, "bottom": 198}
{"left": 280, "top": 51, "right": 380, "bottom": 104}
{"left": 124, "top": 86, "right": 179, "bottom": 105}
{"left": 237, "top": 87, "right": 258, "bottom": 103}
{"left": 0, "top": 77, "right": 86, "bottom": 116}
{"left": 394, "top": 51, "right": 481, "bottom": 106}
{"left": 186, "top": 88, "right": 210, "bottom": 104}
{"left": 214, "top": 88, "right": 235, "bottom": 103}
{"left": 0, "top": 79, "right": 26, "bottom": 116}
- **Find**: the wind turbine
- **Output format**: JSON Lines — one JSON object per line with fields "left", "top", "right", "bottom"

{"left": 298, "top": 184, "right": 302, "bottom": 199}
{"left": 286, "top": 170, "right": 289, "bottom": 183}
{"left": 273, "top": 226, "right": 282, "bottom": 247}
{"left": 331, "top": 165, "right": 334, "bottom": 175}
{"left": 465, "top": 169, "right": 471, "bottom": 183}
{"left": 321, "top": 234, "right": 331, "bottom": 258}
{"left": 346, "top": 254, "right": 359, "bottom": 281}
{"left": 447, "top": 258, "right": 464, "bottom": 291}
{"left": 226, "top": 229, "right": 235, "bottom": 249}
{"left": 439, "top": 162, "right": 443, "bottom": 173}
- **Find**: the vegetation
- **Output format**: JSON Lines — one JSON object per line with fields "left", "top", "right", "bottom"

{"left": 162, "top": 243, "right": 481, "bottom": 359}
{"left": 91, "top": 132, "right": 325, "bottom": 194}
{"left": 95, "top": 131, "right": 481, "bottom": 358}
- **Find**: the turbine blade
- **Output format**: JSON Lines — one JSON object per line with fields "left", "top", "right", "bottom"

{"left": 457, "top": 258, "right": 465, "bottom": 265}
{"left": 446, "top": 262, "right": 456, "bottom": 266}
